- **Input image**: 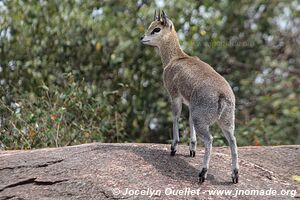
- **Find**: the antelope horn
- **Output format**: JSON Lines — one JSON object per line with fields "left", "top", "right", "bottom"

{"left": 154, "top": 10, "right": 156, "bottom": 21}
{"left": 157, "top": 9, "right": 161, "bottom": 21}
{"left": 161, "top": 10, "right": 169, "bottom": 26}
{"left": 162, "top": 10, "right": 167, "bottom": 19}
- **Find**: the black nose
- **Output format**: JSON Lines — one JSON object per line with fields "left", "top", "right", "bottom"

{"left": 140, "top": 36, "right": 144, "bottom": 40}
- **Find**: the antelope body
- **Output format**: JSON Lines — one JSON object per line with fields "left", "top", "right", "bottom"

{"left": 141, "top": 11, "right": 239, "bottom": 183}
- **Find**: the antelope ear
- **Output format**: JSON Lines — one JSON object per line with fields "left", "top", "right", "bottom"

{"left": 161, "top": 10, "right": 171, "bottom": 28}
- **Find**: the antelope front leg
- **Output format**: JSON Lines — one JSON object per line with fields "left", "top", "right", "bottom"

{"left": 189, "top": 110, "right": 197, "bottom": 157}
{"left": 170, "top": 97, "right": 182, "bottom": 156}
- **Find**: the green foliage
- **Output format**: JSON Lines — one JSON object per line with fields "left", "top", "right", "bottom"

{"left": 0, "top": 0, "right": 299, "bottom": 149}
{"left": 0, "top": 73, "right": 127, "bottom": 149}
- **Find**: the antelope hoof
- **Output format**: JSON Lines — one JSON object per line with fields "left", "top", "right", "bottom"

{"left": 190, "top": 150, "right": 195, "bottom": 157}
{"left": 170, "top": 150, "right": 176, "bottom": 156}
{"left": 232, "top": 169, "right": 239, "bottom": 184}
{"left": 199, "top": 176, "right": 205, "bottom": 183}
{"left": 170, "top": 145, "right": 177, "bottom": 156}
{"left": 198, "top": 168, "right": 208, "bottom": 183}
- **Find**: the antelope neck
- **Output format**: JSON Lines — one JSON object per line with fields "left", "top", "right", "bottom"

{"left": 158, "top": 34, "right": 187, "bottom": 67}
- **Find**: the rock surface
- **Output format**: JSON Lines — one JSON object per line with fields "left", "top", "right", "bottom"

{"left": 0, "top": 143, "right": 299, "bottom": 199}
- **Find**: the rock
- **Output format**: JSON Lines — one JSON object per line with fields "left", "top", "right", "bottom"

{"left": 0, "top": 143, "right": 299, "bottom": 199}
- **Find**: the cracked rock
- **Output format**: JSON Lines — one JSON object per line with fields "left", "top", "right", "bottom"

{"left": 0, "top": 143, "right": 299, "bottom": 199}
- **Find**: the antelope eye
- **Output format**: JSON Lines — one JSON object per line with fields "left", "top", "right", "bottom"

{"left": 151, "top": 28, "right": 161, "bottom": 34}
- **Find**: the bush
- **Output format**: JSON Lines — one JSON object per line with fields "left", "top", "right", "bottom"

{"left": 0, "top": 0, "right": 299, "bottom": 149}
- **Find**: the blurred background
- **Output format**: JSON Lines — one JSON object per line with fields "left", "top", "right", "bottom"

{"left": 0, "top": 0, "right": 299, "bottom": 150}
